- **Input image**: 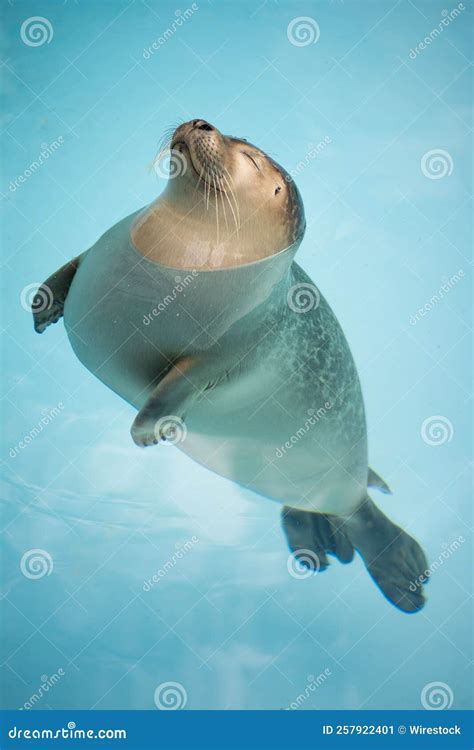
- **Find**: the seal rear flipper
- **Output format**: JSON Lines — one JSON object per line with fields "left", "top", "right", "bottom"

{"left": 281, "top": 507, "right": 354, "bottom": 572}
{"left": 344, "top": 496, "right": 428, "bottom": 613}
{"left": 131, "top": 356, "right": 218, "bottom": 448}
{"left": 33, "top": 255, "right": 84, "bottom": 333}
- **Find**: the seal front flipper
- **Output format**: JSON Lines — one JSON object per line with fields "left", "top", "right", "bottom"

{"left": 131, "top": 356, "right": 216, "bottom": 448}
{"left": 33, "top": 255, "right": 84, "bottom": 334}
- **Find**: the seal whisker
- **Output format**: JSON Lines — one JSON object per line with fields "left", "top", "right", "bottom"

{"left": 222, "top": 170, "right": 241, "bottom": 231}
{"left": 151, "top": 120, "right": 188, "bottom": 174}
{"left": 150, "top": 145, "right": 173, "bottom": 175}
{"left": 212, "top": 167, "right": 220, "bottom": 243}
{"left": 150, "top": 126, "right": 178, "bottom": 172}
{"left": 194, "top": 162, "right": 207, "bottom": 202}
{"left": 222, "top": 168, "right": 240, "bottom": 223}
{"left": 213, "top": 173, "right": 229, "bottom": 230}
{"left": 205, "top": 167, "right": 211, "bottom": 211}
{"left": 222, "top": 178, "right": 239, "bottom": 228}
{"left": 220, "top": 174, "right": 239, "bottom": 235}
{"left": 159, "top": 120, "right": 183, "bottom": 149}
{"left": 216, "top": 174, "right": 229, "bottom": 232}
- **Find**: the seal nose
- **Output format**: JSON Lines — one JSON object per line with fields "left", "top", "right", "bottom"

{"left": 191, "top": 119, "right": 214, "bottom": 132}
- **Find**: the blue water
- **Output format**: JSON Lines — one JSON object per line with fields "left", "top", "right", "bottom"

{"left": 1, "top": 0, "right": 472, "bottom": 712}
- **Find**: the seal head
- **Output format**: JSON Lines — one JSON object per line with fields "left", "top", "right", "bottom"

{"left": 131, "top": 119, "right": 306, "bottom": 269}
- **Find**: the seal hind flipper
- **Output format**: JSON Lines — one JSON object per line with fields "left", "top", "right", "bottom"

{"left": 131, "top": 356, "right": 215, "bottom": 447}
{"left": 281, "top": 507, "right": 354, "bottom": 572}
{"left": 344, "top": 496, "right": 428, "bottom": 613}
{"left": 33, "top": 255, "right": 83, "bottom": 334}
{"left": 326, "top": 516, "right": 355, "bottom": 563}
{"left": 283, "top": 498, "right": 428, "bottom": 613}
{"left": 367, "top": 468, "right": 392, "bottom": 495}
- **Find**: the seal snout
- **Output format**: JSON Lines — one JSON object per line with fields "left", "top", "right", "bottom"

{"left": 191, "top": 119, "right": 214, "bottom": 132}
{"left": 171, "top": 119, "right": 218, "bottom": 147}
{"left": 170, "top": 119, "right": 225, "bottom": 186}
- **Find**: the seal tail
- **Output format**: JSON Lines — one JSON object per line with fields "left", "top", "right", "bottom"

{"left": 367, "top": 467, "right": 392, "bottom": 495}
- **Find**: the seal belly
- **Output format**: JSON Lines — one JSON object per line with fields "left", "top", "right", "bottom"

{"left": 182, "top": 380, "right": 367, "bottom": 515}
{"left": 180, "top": 280, "right": 368, "bottom": 515}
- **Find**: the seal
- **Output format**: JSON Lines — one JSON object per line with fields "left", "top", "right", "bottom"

{"left": 32, "top": 118, "right": 428, "bottom": 612}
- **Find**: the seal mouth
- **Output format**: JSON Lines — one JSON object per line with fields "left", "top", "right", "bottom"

{"left": 171, "top": 139, "right": 223, "bottom": 193}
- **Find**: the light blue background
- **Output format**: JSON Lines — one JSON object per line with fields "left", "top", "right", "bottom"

{"left": 1, "top": 0, "right": 472, "bottom": 711}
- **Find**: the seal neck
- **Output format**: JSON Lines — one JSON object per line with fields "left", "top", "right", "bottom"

{"left": 131, "top": 192, "right": 303, "bottom": 271}
{"left": 125, "top": 211, "right": 303, "bottom": 345}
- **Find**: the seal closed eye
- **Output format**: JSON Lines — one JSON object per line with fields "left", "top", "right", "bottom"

{"left": 32, "top": 118, "right": 428, "bottom": 613}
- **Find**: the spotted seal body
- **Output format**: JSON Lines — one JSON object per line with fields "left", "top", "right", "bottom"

{"left": 33, "top": 119, "right": 428, "bottom": 612}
